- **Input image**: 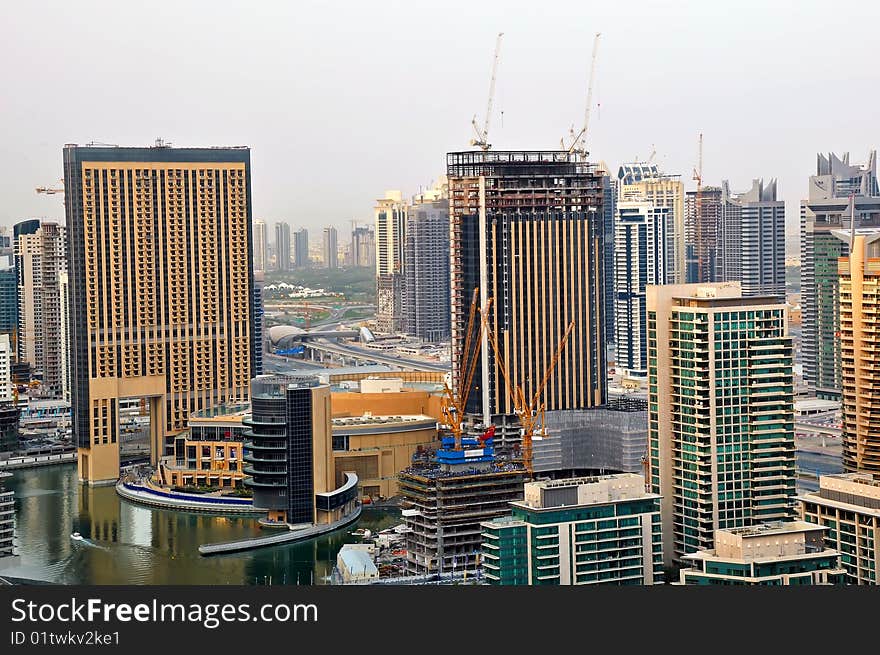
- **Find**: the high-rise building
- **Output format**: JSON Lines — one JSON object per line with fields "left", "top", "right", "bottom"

{"left": 59, "top": 272, "right": 70, "bottom": 402}
{"left": 647, "top": 282, "right": 796, "bottom": 565}
{"left": 0, "top": 471, "right": 13, "bottom": 560}
{"left": 253, "top": 271, "right": 265, "bottom": 377}
{"left": 274, "top": 222, "right": 291, "bottom": 271}
{"left": 293, "top": 228, "right": 309, "bottom": 268}
{"left": 685, "top": 186, "right": 723, "bottom": 284}
{"left": 322, "top": 226, "right": 338, "bottom": 269}
{"left": 375, "top": 191, "right": 407, "bottom": 334}
{"left": 0, "top": 264, "right": 17, "bottom": 338}
{"left": 799, "top": 473, "right": 880, "bottom": 585}
{"left": 718, "top": 178, "right": 785, "bottom": 300}
{"left": 0, "top": 334, "right": 13, "bottom": 404}
{"left": 63, "top": 144, "right": 255, "bottom": 484}
{"left": 15, "top": 221, "right": 67, "bottom": 398}
{"left": 801, "top": 151, "right": 880, "bottom": 398}
{"left": 600, "top": 165, "right": 617, "bottom": 345}
{"left": 481, "top": 474, "right": 664, "bottom": 586}
{"left": 618, "top": 162, "right": 685, "bottom": 283}
{"left": 614, "top": 200, "right": 675, "bottom": 376}
{"left": 253, "top": 220, "right": 268, "bottom": 272}
{"left": 447, "top": 150, "right": 606, "bottom": 449}
{"left": 350, "top": 225, "right": 375, "bottom": 268}
{"left": 243, "top": 375, "right": 358, "bottom": 526}
{"left": 836, "top": 227, "right": 880, "bottom": 472}
{"left": 403, "top": 187, "right": 450, "bottom": 342}
{"left": 678, "top": 522, "right": 845, "bottom": 586}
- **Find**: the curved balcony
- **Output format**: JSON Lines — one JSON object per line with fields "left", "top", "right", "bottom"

{"left": 243, "top": 476, "right": 286, "bottom": 489}
{"left": 242, "top": 465, "right": 288, "bottom": 477}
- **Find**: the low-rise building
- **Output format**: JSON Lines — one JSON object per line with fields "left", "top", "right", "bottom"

{"left": 678, "top": 521, "right": 846, "bottom": 585}
{"left": 799, "top": 473, "right": 880, "bottom": 584}
{"left": 336, "top": 544, "right": 379, "bottom": 583}
{"left": 481, "top": 473, "right": 663, "bottom": 586}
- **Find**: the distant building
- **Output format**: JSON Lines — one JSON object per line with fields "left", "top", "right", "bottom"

{"left": 0, "top": 334, "right": 13, "bottom": 405}
{"left": 801, "top": 151, "right": 880, "bottom": 398}
{"left": 685, "top": 186, "right": 722, "bottom": 283}
{"left": 350, "top": 225, "right": 375, "bottom": 268}
{"left": 59, "top": 272, "right": 70, "bottom": 403}
{"left": 15, "top": 221, "right": 67, "bottom": 398}
{"left": 403, "top": 185, "right": 449, "bottom": 342}
{"left": 253, "top": 271, "right": 265, "bottom": 377}
{"left": 375, "top": 191, "right": 407, "bottom": 333}
{"left": 253, "top": 220, "right": 268, "bottom": 272}
{"left": 482, "top": 474, "right": 663, "bottom": 585}
{"left": 293, "top": 228, "right": 309, "bottom": 268}
{"left": 323, "top": 226, "right": 338, "bottom": 269}
{"left": 0, "top": 265, "right": 16, "bottom": 338}
{"left": 648, "top": 282, "right": 796, "bottom": 565}
{"left": 678, "top": 521, "right": 846, "bottom": 586}
{"left": 614, "top": 200, "right": 675, "bottom": 376}
{"left": 0, "top": 406, "right": 18, "bottom": 454}
{"left": 718, "top": 178, "right": 785, "bottom": 300}
{"left": 275, "top": 222, "right": 291, "bottom": 271}
{"left": 600, "top": 164, "right": 617, "bottom": 344}
{"left": 799, "top": 473, "right": 880, "bottom": 585}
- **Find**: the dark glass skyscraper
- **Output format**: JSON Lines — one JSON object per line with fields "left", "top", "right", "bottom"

{"left": 448, "top": 150, "right": 606, "bottom": 449}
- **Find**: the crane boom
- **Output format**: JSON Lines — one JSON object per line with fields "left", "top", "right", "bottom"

{"left": 470, "top": 32, "right": 504, "bottom": 151}
{"left": 692, "top": 132, "right": 704, "bottom": 281}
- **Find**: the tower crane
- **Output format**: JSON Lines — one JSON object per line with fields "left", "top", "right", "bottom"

{"left": 484, "top": 314, "right": 575, "bottom": 477}
{"left": 35, "top": 179, "right": 64, "bottom": 195}
{"left": 563, "top": 32, "right": 601, "bottom": 159}
{"left": 439, "top": 288, "right": 493, "bottom": 450}
{"left": 692, "top": 132, "right": 704, "bottom": 281}
{"left": 470, "top": 32, "right": 504, "bottom": 151}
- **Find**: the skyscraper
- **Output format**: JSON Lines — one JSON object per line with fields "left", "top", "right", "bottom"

{"left": 448, "top": 150, "right": 606, "bottom": 448}
{"left": 0, "top": 334, "right": 13, "bottom": 404}
{"left": 614, "top": 200, "right": 675, "bottom": 376}
{"left": 718, "top": 178, "right": 785, "bottom": 300}
{"left": 403, "top": 185, "right": 450, "bottom": 342}
{"left": 15, "top": 221, "right": 67, "bottom": 398}
{"left": 685, "top": 186, "right": 723, "bottom": 284}
{"left": 375, "top": 190, "right": 407, "bottom": 333}
{"left": 59, "top": 272, "right": 70, "bottom": 402}
{"left": 252, "top": 271, "right": 265, "bottom": 377}
{"left": 274, "top": 222, "right": 291, "bottom": 271}
{"left": 350, "top": 225, "right": 375, "bottom": 268}
{"left": 647, "top": 282, "right": 796, "bottom": 565}
{"left": 836, "top": 227, "right": 880, "bottom": 472}
{"left": 63, "top": 144, "right": 255, "bottom": 484}
{"left": 599, "top": 163, "right": 616, "bottom": 345}
{"left": 322, "top": 226, "right": 338, "bottom": 269}
{"left": 618, "top": 162, "right": 685, "bottom": 283}
{"left": 801, "top": 151, "right": 880, "bottom": 399}
{"left": 253, "top": 219, "right": 267, "bottom": 272}
{"left": 293, "top": 228, "right": 309, "bottom": 268}
{"left": 0, "top": 265, "right": 17, "bottom": 338}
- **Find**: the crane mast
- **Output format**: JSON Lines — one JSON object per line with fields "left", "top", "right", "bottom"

{"left": 692, "top": 133, "right": 704, "bottom": 281}
{"left": 470, "top": 32, "right": 504, "bottom": 151}
{"left": 565, "top": 32, "right": 601, "bottom": 158}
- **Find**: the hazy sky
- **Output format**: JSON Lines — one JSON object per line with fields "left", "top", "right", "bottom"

{"left": 2, "top": 0, "right": 878, "bottom": 249}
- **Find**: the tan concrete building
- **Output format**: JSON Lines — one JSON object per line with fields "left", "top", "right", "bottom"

{"left": 799, "top": 473, "right": 880, "bottom": 584}
{"left": 647, "top": 282, "right": 796, "bottom": 565}
{"left": 63, "top": 144, "right": 255, "bottom": 484}
{"left": 836, "top": 228, "right": 880, "bottom": 472}
{"left": 15, "top": 221, "right": 67, "bottom": 398}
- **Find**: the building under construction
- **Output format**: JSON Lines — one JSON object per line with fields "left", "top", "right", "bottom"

{"left": 399, "top": 435, "right": 527, "bottom": 575}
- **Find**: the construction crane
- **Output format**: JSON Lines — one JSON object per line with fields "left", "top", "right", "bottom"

{"left": 484, "top": 315, "right": 575, "bottom": 476}
{"left": 439, "top": 288, "right": 492, "bottom": 450}
{"left": 36, "top": 179, "right": 64, "bottom": 195}
{"left": 692, "top": 132, "right": 704, "bottom": 281}
{"left": 563, "top": 32, "right": 601, "bottom": 158}
{"left": 470, "top": 32, "right": 504, "bottom": 151}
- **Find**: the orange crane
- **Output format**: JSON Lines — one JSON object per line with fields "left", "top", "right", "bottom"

{"left": 484, "top": 314, "right": 575, "bottom": 476}
{"left": 440, "top": 288, "right": 492, "bottom": 450}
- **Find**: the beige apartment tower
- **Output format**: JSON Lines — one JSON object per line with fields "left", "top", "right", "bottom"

{"left": 63, "top": 144, "right": 255, "bottom": 484}
{"left": 836, "top": 228, "right": 880, "bottom": 473}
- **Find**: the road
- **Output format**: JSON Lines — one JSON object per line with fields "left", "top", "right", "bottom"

{"left": 304, "top": 339, "right": 449, "bottom": 372}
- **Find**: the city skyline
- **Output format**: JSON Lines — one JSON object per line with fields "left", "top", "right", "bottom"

{"left": 3, "top": 1, "right": 878, "bottom": 244}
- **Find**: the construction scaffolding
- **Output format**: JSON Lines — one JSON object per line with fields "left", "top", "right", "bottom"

{"left": 399, "top": 443, "right": 526, "bottom": 575}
